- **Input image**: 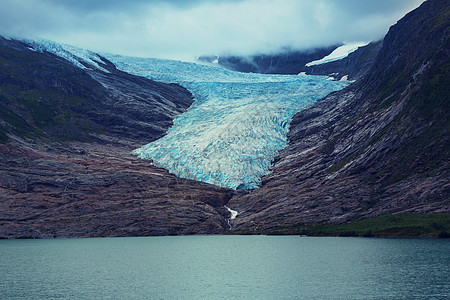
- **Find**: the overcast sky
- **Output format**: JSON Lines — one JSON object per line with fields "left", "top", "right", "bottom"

{"left": 0, "top": 0, "right": 425, "bottom": 61}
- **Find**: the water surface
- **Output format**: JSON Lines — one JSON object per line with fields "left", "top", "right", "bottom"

{"left": 1, "top": 236, "right": 448, "bottom": 299}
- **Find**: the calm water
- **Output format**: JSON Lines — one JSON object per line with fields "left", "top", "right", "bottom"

{"left": 0, "top": 236, "right": 448, "bottom": 299}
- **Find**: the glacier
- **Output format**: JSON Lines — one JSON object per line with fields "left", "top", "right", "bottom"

{"left": 104, "top": 54, "right": 350, "bottom": 189}
{"left": 26, "top": 39, "right": 350, "bottom": 189}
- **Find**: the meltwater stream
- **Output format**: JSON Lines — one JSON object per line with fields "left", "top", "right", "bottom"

{"left": 25, "top": 39, "right": 350, "bottom": 189}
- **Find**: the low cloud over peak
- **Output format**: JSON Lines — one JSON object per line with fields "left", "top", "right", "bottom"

{"left": 0, "top": 0, "right": 424, "bottom": 61}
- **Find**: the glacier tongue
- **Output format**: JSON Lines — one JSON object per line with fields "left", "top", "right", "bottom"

{"left": 133, "top": 82, "right": 293, "bottom": 189}
{"left": 103, "top": 54, "right": 349, "bottom": 189}
{"left": 23, "top": 40, "right": 349, "bottom": 189}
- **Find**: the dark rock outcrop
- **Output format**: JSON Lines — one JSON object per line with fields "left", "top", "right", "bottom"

{"left": 228, "top": 0, "right": 450, "bottom": 232}
{"left": 0, "top": 140, "right": 233, "bottom": 238}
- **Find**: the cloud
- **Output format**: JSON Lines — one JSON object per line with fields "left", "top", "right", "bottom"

{"left": 0, "top": 0, "right": 424, "bottom": 61}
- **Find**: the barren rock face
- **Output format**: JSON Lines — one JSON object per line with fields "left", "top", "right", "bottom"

{"left": 0, "top": 138, "right": 234, "bottom": 238}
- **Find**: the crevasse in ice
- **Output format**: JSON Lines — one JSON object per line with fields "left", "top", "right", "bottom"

{"left": 27, "top": 40, "right": 350, "bottom": 189}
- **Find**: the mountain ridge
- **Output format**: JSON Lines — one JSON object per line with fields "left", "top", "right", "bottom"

{"left": 227, "top": 0, "right": 449, "bottom": 233}
{"left": 198, "top": 44, "right": 340, "bottom": 74}
{"left": 0, "top": 36, "right": 193, "bottom": 143}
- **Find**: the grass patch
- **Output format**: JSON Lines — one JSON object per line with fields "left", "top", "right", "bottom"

{"left": 261, "top": 213, "right": 450, "bottom": 238}
{"left": 0, "top": 126, "right": 8, "bottom": 143}
{"left": 0, "top": 101, "right": 44, "bottom": 140}
{"left": 326, "top": 150, "right": 362, "bottom": 174}
{"left": 369, "top": 57, "right": 450, "bottom": 186}
{"left": 327, "top": 155, "right": 354, "bottom": 174}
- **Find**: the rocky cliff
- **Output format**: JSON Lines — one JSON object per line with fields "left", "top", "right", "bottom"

{"left": 228, "top": 0, "right": 449, "bottom": 232}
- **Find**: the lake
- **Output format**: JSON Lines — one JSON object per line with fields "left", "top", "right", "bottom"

{"left": 0, "top": 236, "right": 448, "bottom": 299}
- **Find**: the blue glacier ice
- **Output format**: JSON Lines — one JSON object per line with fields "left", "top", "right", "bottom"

{"left": 26, "top": 39, "right": 350, "bottom": 189}
{"left": 103, "top": 54, "right": 350, "bottom": 189}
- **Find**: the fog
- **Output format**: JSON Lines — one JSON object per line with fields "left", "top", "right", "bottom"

{"left": 0, "top": 0, "right": 424, "bottom": 61}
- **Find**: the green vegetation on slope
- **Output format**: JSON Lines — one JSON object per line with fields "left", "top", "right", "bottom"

{"left": 326, "top": 20, "right": 449, "bottom": 185}
{"left": 0, "top": 42, "right": 104, "bottom": 143}
{"left": 0, "top": 101, "right": 44, "bottom": 140}
{"left": 264, "top": 213, "right": 450, "bottom": 237}
{"left": 371, "top": 55, "right": 450, "bottom": 186}
{"left": 0, "top": 127, "right": 8, "bottom": 143}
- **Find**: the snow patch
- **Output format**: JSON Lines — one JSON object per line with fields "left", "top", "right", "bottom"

{"left": 305, "top": 42, "right": 368, "bottom": 67}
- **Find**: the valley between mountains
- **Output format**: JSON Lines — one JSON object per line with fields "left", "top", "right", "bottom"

{"left": 0, "top": 0, "right": 449, "bottom": 238}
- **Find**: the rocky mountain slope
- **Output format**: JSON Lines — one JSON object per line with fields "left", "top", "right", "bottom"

{"left": 0, "top": 37, "right": 192, "bottom": 143}
{"left": 305, "top": 41, "right": 382, "bottom": 81}
{"left": 0, "top": 37, "right": 234, "bottom": 238}
{"left": 198, "top": 42, "right": 382, "bottom": 82}
{"left": 228, "top": 0, "right": 449, "bottom": 232}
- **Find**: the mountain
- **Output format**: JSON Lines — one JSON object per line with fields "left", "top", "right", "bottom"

{"left": 304, "top": 41, "right": 382, "bottom": 81}
{"left": 0, "top": 37, "right": 234, "bottom": 238}
{"left": 198, "top": 45, "right": 339, "bottom": 74}
{"left": 0, "top": 37, "right": 193, "bottom": 143}
{"left": 198, "top": 42, "right": 382, "bottom": 82}
{"left": 0, "top": 0, "right": 448, "bottom": 238}
{"left": 227, "top": 0, "right": 450, "bottom": 234}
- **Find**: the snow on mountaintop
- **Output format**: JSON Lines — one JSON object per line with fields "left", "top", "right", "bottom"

{"left": 23, "top": 38, "right": 110, "bottom": 73}
{"left": 27, "top": 39, "right": 350, "bottom": 189}
{"left": 305, "top": 42, "right": 369, "bottom": 67}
